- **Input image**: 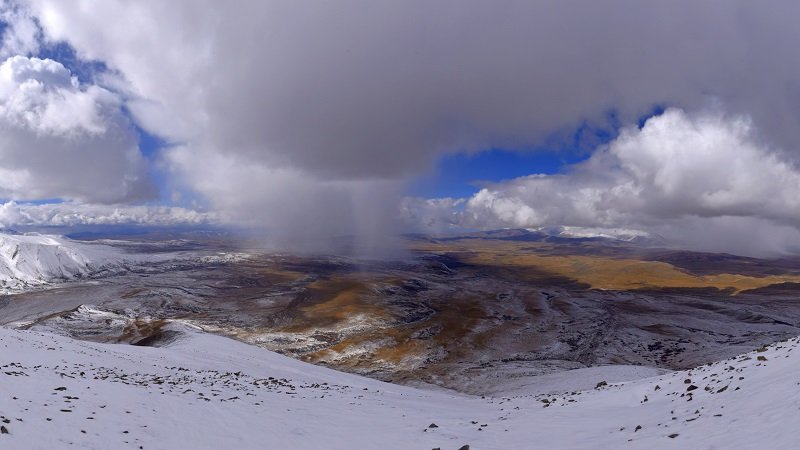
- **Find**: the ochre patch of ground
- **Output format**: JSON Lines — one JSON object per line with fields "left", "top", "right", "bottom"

{"left": 305, "top": 326, "right": 425, "bottom": 365}
{"left": 413, "top": 239, "right": 800, "bottom": 294}
{"left": 119, "top": 318, "right": 170, "bottom": 343}
{"left": 298, "top": 279, "right": 388, "bottom": 323}
{"left": 279, "top": 277, "right": 393, "bottom": 335}
{"left": 303, "top": 294, "right": 490, "bottom": 367}
{"left": 298, "top": 278, "right": 425, "bottom": 365}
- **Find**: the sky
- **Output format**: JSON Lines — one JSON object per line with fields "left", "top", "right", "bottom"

{"left": 1, "top": 1, "right": 800, "bottom": 256}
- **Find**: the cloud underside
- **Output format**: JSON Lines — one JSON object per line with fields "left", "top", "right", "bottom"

{"left": 25, "top": 1, "right": 800, "bottom": 175}
{"left": 0, "top": 2, "right": 798, "bottom": 254}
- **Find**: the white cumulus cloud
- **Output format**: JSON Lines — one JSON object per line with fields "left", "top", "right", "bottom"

{"left": 0, "top": 55, "right": 154, "bottom": 203}
{"left": 0, "top": 0, "right": 38, "bottom": 58}
{"left": 405, "top": 109, "right": 800, "bottom": 256}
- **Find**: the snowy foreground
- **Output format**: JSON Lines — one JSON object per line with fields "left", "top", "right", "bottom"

{"left": 1, "top": 325, "right": 798, "bottom": 449}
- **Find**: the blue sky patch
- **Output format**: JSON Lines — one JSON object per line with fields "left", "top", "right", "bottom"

{"left": 409, "top": 148, "right": 590, "bottom": 198}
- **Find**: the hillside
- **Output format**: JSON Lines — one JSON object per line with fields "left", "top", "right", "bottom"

{"left": 0, "top": 324, "right": 797, "bottom": 449}
{"left": 3, "top": 232, "right": 800, "bottom": 396}
{"left": 0, "top": 233, "right": 124, "bottom": 293}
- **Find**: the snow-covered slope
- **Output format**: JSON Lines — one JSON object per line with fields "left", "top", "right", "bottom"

{"left": 0, "top": 233, "right": 123, "bottom": 292}
{"left": 1, "top": 325, "right": 798, "bottom": 449}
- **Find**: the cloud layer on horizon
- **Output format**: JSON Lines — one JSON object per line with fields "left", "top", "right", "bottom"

{"left": 0, "top": 201, "right": 217, "bottom": 228}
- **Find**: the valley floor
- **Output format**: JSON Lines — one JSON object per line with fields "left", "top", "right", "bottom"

{"left": 1, "top": 325, "right": 798, "bottom": 449}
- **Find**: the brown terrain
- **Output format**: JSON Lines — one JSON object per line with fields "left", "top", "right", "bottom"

{"left": 3, "top": 231, "right": 800, "bottom": 393}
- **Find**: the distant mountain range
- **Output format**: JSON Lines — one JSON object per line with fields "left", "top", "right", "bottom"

{"left": 413, "top": 227, "right": 668, "bottom": 246}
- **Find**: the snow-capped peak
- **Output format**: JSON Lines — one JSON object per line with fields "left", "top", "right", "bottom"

{"left": 555, "top": 226, "right": 651, "bottom": 241}
{"left": 0, "top": 232, "right": 123, "bottom": 293}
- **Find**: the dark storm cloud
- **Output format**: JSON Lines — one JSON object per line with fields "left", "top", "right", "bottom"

{"left": 8, "top": 1, "right": 800, "bottom": 254}
{"left": 24, "top": 0, "right": 800, "bottom": 178}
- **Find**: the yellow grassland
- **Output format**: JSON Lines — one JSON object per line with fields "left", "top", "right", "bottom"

{"left": 412, "top": 239, "right": 800, "bottom": 294}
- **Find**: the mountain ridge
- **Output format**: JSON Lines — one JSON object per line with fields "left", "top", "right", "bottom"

{"left": 0, "top": 233, "right": 123, "bottom": 292}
